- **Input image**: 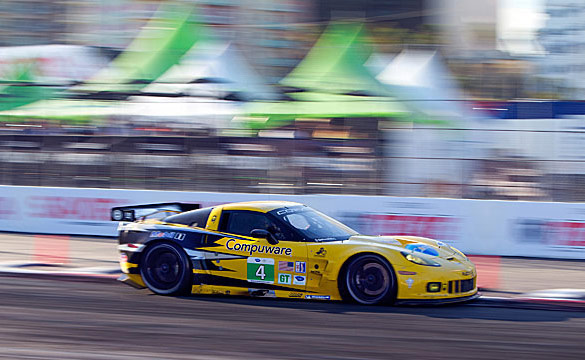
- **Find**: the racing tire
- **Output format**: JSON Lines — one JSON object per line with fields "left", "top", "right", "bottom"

{"left": 140, "top": 242, "right": 192, "bottom": 296}
{"left": 340, "top": 254, "right": 396, "bottom": 305}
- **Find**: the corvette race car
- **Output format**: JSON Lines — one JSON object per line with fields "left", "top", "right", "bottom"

{"left": 113, "top": 201, "right": 478, "bottom": 305}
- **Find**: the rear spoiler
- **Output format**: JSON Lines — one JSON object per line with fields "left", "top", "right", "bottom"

{"left": 111, "top": 202, "right": 200, "bottom": 222}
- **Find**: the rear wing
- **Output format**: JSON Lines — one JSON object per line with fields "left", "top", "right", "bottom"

{"left": 111, "top": 202, "right": 200, "bottom": 222}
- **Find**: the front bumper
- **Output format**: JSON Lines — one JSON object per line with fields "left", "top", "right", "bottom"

{"left": 395, "top": 291, "right": 480, "bottom": 306}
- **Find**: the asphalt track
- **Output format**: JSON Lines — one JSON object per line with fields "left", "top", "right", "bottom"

{"left": 0, "top": 275, "right": 584, "bottom": 360}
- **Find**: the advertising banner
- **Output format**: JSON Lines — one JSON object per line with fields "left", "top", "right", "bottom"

{"left": 1, "top": 186, "right": 585, "bottom": 259}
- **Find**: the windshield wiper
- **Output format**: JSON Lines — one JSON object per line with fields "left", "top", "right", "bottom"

{"left": 314, "top": 237, "right": 337, "bottom": 242}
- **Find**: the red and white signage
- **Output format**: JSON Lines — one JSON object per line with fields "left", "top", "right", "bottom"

{"left": 1, "top": 185, "right": 585, "bottom": 259}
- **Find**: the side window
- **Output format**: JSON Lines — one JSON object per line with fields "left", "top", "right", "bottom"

{"left": 220, "top": 211, "right": 297, "bottom": 242}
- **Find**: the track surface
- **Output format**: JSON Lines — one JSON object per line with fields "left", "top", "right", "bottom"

{"left": 0, "top": 275, "right": 584, "bottom": 360}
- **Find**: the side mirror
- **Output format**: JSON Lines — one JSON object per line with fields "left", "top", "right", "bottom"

{"left": 250, "top": 229, "right": 279, "bottom": 245}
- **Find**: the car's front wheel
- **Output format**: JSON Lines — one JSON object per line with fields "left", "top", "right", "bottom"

{"left": 140, "top": 242, "right": 192, "bottom": 295}
{"left": 341, "top": 254, "right": 396, "bottom": 305}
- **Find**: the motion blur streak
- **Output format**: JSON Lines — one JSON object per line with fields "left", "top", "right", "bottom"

{"left": 0, "top": 1, "right": 583, "bottom": 201}
{"left": 0, "top": 276, "right": 583, "bottom": 360}
{"left": 0, "top": 1, "right": 584, "bottom": 359}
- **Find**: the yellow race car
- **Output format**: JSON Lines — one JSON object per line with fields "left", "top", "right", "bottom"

{"left": 113, "top": 201, "right": 478, "bottom": 305}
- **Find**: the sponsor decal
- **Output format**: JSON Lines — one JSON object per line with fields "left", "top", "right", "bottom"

{"left": 150, "top": 231, "right": 185, "bottom": 241}
{"left": 293, "top": 275, "right": 306, "bottom": 286}
{"left": 278, "top": 261, "right": 294, "bottom": 272}
{"left": 278, "top": 273, "right": 292, "bottom": 285}
{"left": 276, "top": 208, "right": 301, "bottom": 216}
{"left": 246, "top": 257, "right": 274, "bottom": 284}
{"left": 25, "top": 196, "right": 124, "bottom": 220}
{"left": 315, "top": 247, "right": 327, "bottom": 257}
{"left": 295, "top": 261, "right": 306, "bottom": 273}
{"left": 0, "top": 197, "right": 17, "bottom": 219}
{"left": 305, "top": 295, "right": 330, "bottom": 300}
{"left": 406, "top": 278, "right": 414, "bottom": 288}
{"left": 515, "top": 218, "right": 585, "bottom": 247}
{"left": 289, "top": 292, "right": 303, "bottom": 298}
{"left": 226, "top": 239, "right": 292, "bottom": 256}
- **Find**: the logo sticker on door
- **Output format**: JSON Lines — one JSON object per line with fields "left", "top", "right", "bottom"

{"left": 293, "top": 275, "right": 306, "bottom": 286}
{"left": 247, "top": 257, "right": 275, "bottom": 284}
{"left": 295, "top": 261, "right": 306, "bottom": 273}
{"left": 278, "top": 273, "right": 292, "bottom": 285}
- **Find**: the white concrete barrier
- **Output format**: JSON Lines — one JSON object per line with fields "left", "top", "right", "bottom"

{"left": 1, "top": 185, "right": 585, "bottom": 259}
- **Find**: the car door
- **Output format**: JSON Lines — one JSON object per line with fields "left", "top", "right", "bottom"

{"left": 215, "top": 209, "right": 308, "bottom": 295}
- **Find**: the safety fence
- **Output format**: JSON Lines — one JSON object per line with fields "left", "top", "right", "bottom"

{"left": 2, "top": 185, "right": 585, "bottom": 259}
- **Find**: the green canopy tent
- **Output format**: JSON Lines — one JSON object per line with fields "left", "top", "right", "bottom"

{"left": 280, "top": 22, "right": 390, "bottom": 96}
{"left": 0, "top": 99, "right": 124, "bottom": 124}
{"left": 244, "top": 92, "right": 410, "bottom": 130}
{"left": 0, "top": 2, "right": 204, "bottom": 124}
{"left": 74, "top": 2, "right": 202, "bottom": 94}
{"left": 0, "top": 59, "right": 61, "bottom": 112}
{"left": 242, "top": 22, "right": 417, "bottom": 130}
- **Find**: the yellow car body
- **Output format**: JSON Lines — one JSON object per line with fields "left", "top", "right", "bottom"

{"left": 116, "top": 201, "right": 478, "bottom": 305}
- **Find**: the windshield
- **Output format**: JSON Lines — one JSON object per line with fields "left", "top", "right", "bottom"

{"left": 270, "top": 205, "right": 358, "bottom": 242}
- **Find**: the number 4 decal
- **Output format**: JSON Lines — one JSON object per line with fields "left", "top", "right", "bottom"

{"left": 247, "top": 257, "right": 274, "bottom": 284}
{"left": 256, "top": 265, "right": 266, "bottom": 280}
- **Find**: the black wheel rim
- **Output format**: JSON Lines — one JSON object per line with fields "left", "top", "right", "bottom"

{"left": 347, "top": 258, "right": 391, "bottom": 304}
{"left": 144, "top": 246, "right": 183, "bottom": 291}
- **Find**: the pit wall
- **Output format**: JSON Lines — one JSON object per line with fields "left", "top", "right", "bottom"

{"left": 1, "top": 185, "right": 584, "bottom": 259}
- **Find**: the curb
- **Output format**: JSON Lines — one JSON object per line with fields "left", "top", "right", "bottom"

{"left": 469, "top": 292, "right": 585, "bottom": 311}
{"left": 0, "top": 263, "right": 121, "bottom": 283}
{"left": 512, "top": 289, "right": 585, "bottom": 309}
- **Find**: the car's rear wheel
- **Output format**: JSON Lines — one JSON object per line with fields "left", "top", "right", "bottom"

{"left": 140, "top": 242, "right": 192, "bottom": 295}
{"left": 341, "top": 254, "right": 396, "bottom": 305}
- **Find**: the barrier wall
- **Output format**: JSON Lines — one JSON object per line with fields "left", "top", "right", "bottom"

{"left": 1, "top": 185, "right": 585, "bottom": 259}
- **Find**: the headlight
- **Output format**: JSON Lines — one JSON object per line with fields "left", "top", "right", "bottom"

{"left": 401, "top": 251, "right": 441, "bottom": 267}
{"left": 436, "top": 241, "right": 468, "bottom": 261}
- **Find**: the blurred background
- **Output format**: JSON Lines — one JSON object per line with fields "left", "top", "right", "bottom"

{"left": 1, "top": 0, "right": 584, "bottom": 202}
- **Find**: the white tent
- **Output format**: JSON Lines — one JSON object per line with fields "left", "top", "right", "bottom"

{"left": 371, "top": 49, "right": 470, "bottom": 123}
{"left": 0, "top": 45, "right": 107, "bottom": 84}
{"left": 369, "top": 50, "right": 481, "bottom": 195}
{"left": 143, "top": 41, "right": 280, "bottom": 101}
{"left": 117, "top": 41, "right": 277, "bottom": 129}
{"left": 120, "top": 97, "right": 239, "bottom": 128}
